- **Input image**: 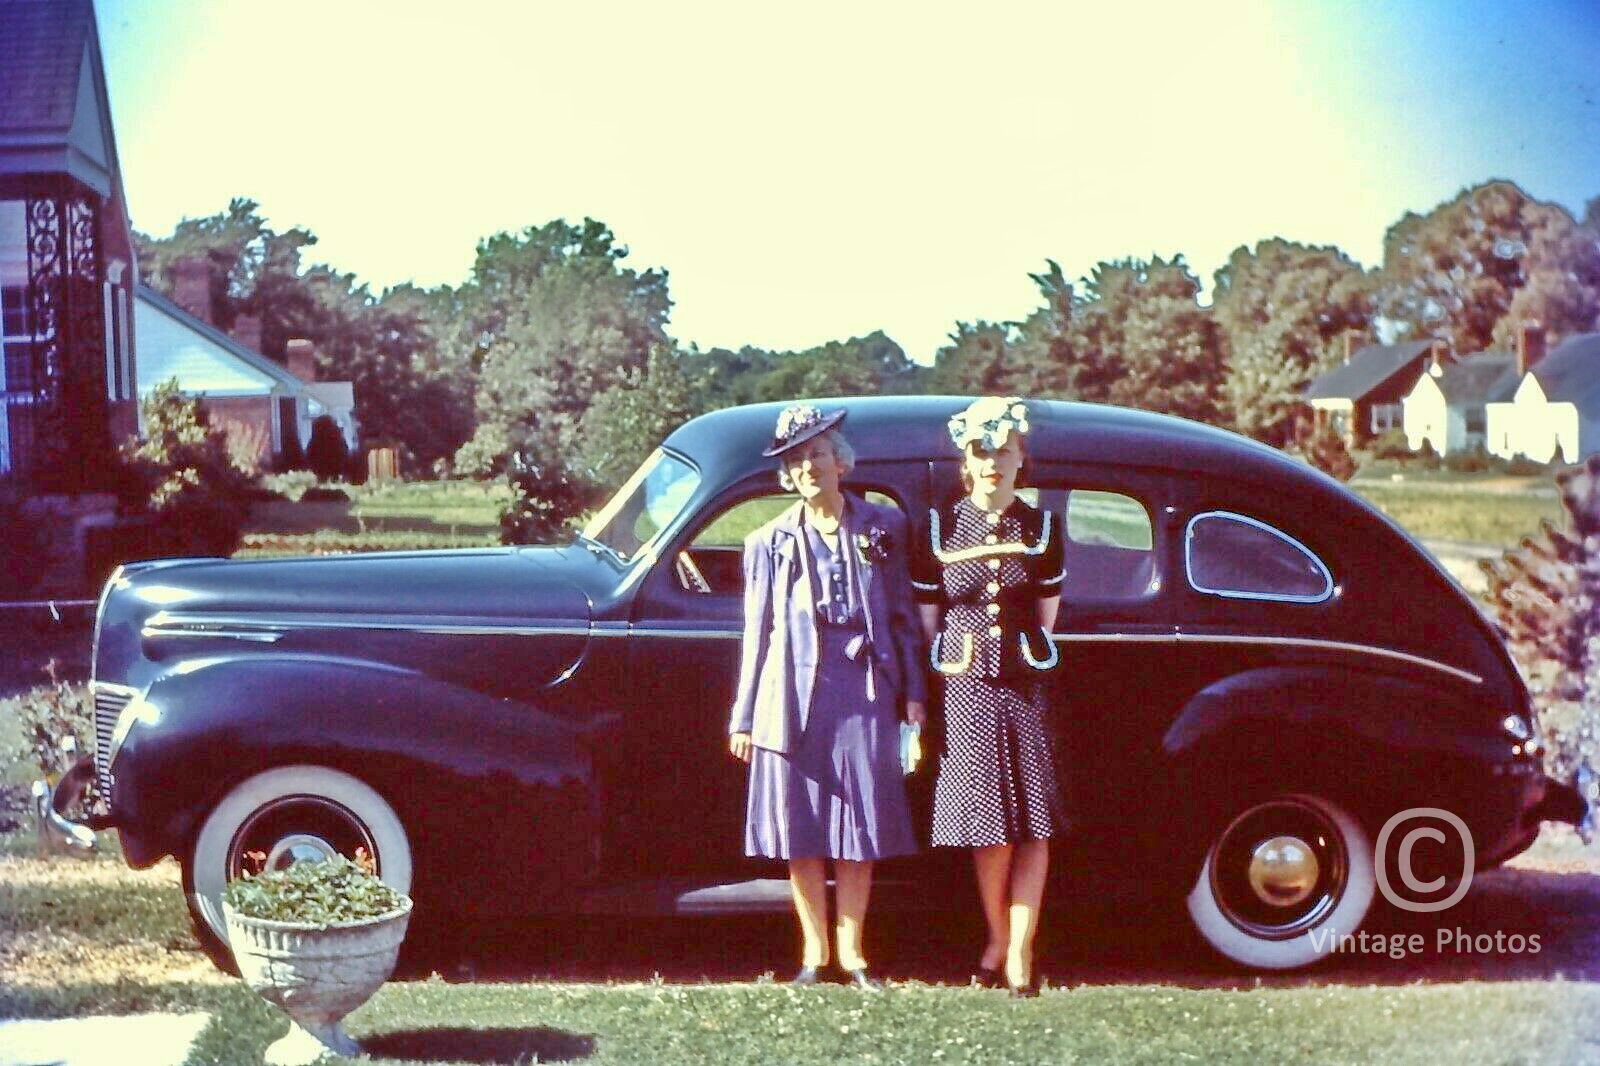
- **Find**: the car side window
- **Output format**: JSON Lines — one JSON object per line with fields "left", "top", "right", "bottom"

{"left": 680, "top": 491, "right": 902, "bottom": 594}
{"left": 1033, "top": 487, "right": 1156, "bottom": 601}
{"left": 1184, "top": 511, "right": 1333, "bottom": 603}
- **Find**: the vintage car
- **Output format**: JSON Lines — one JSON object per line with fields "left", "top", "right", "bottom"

{"left": 39, "top": 396, "right": 1591, "bottom": 971}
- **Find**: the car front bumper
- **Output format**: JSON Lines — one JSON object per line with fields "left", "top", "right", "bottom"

{"left": 30, "top": 756, "right": 107, "bottom": 858}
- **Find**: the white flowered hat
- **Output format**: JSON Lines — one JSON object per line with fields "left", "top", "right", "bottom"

{"left": 948, "top": 396, "right": 1031, "bottom": 450}
{"left": 764, "top": 402, "right": 847, "bottom": 457}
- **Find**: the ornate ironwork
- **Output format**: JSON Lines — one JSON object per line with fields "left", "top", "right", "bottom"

{"left": 11, "top": 178, "right": 110, "bottom": 491}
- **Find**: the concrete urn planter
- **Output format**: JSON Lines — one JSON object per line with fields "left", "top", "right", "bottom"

{"left": 224, "top": 899, "right": 413, "bottom": 1064}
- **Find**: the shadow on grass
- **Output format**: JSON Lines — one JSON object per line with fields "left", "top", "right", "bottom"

{"left": 362, "top": 1026, "right": 597, "bottom": 1062}
{"left": 401, "top": 862, "right": 1600, "bottom": 991}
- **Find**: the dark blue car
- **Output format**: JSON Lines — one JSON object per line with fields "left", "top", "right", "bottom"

{"left": 40, "top": 396, "right": 1589, "bottom": 971}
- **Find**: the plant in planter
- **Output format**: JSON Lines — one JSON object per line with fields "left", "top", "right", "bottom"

{"left": 222, "top": 849, "right": 412, "bottom": 1065}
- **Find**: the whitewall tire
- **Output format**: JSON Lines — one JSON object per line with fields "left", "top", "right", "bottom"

{"left": 1186, "top": 793, "right": 1374, "bottom": 970}
{"left": 185, "top": 765, "right": 413, "bottom": 961}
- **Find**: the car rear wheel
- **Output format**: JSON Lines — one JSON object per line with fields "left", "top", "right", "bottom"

{"left": 183, "top": 765, "right": 413, "bottom": 971}
{"left": 1186, "top": 792, "right": 1374, "bottom": 970}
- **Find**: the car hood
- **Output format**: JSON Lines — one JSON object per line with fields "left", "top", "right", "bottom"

{"left": 95, "top": 547, "right": 599, "bottom": 694}
{"left": 111, "top": 547, "right": 589, "bottom": 624}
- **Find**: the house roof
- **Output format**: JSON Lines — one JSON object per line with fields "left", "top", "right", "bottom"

{"left": 1528, "top": 333, "right": 1600, "bottom": 406}
{"left": 135, "top": 284, "right": 308, "bottom": 396}
{"left": 0, "top": 1, "right": 94, "bottom": 136}
{"left": 1435, "top": 349, "right": 1520, "bottom": 406}
{"left": 1304, "top": 339, "right": 1433, "bottom": 401}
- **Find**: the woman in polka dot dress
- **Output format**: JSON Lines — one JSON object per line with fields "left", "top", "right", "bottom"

{"left": 912, "top": 396, "right": 1067, "bottom": 997}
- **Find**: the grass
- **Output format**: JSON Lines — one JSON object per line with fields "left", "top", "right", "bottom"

{"left": 3, "top": 830, "right": 1600, "bottom": 1063}
{"left": 238, "top": 480, "right": 506, "bottom": 556}
{"left": 1349, "top": 478, "right": 1565, "bottom": 548}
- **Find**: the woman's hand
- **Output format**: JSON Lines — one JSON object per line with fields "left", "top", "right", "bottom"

{"left": 905, "top": 701, "right": 927, "bottom": 727}
{"left": 728, "top": 732, "right": 753, "bottom": 762}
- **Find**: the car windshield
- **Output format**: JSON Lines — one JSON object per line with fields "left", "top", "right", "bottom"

{"left": 580, "top": 450, "right": 701, "bottom": 563}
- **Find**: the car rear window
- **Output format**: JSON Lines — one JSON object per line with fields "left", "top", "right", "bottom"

{"left": 1184, "top": 511, "right": 1333, "bottom": 603}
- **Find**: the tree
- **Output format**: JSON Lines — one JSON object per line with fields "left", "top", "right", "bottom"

{"left": 929, "top": 321, "right": 1028, "bottom": 395}
{"left": 577, "top": 347, "right": 698, "bottom": 489}
{"left": 1034, "top": 256, "right": 1226, "bottom": 423}
{"left": 1377, "top": 181, "right": 1600, "bottom": 355}
{"left": 119, "top": 380, "right": 250, "bottom": 553}
{"left": 1212, "top": 240, "right": 1374, "bottom": 445}
{"left": 452, "top": 219, "right": 672, "bottom": 478}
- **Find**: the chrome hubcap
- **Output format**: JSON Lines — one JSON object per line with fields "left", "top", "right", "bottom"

{"left": 1247, "top": 835, "right": 1320, "bottom": 907}
{"left": 227, "top": 794, "right": 377, "bottom": 878}
{"left": 1209, "top": 797, "right": 1348, "bottom": 940}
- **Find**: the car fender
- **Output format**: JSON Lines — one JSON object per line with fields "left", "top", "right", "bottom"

{"left": 110, "top": 653, "right": 599, "bottom": 895}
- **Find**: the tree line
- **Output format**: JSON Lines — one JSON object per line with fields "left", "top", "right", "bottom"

{"left": 135, "top": 180, "right": 1600, "bottom": 533}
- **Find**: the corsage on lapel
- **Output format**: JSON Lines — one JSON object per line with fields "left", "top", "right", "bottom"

{"left": 855, "top": 525, "right": 891, "bottom": 567}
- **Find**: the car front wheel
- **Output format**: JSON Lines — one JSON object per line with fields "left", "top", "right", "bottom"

{"left": 183, "top": 765, "right": 413, "bottom": 970}
{"left": 1186, "top": 792, "right": 1374, "bottom": 970}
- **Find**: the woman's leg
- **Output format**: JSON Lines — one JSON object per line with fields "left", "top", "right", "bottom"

{"left": 1004, "top": 839, "right": 1050, "bottom": 987}
{"left": 789, "top": 858, "right": 831, "bottom": 967}
{"left": 972, "top": 845, "right": 1014, "bottom": 970}
{"left": 833, "top": 859, "right": 874, "bottom": 970}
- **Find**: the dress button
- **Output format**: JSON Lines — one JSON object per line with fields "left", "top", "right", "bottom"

{"left": 986, "top": 511, "right": 1000, "bottom": 525}
{"left": 988, "top": 559, "right": 1001, "bottom": 571}
{"left": 986, "top": 581, "right": 1000, "bottom": 594}
{"left": 985, "top": 603, "right": 1000, "bottom": 616}
{"left": 988, "top": 625, "right": 1003, "bottom": 637}
{"left": 984, "top": 534, "right": 998, "bottom": 545}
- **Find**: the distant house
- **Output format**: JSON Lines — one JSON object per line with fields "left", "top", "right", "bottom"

{"left": 1401, "top": 344, "right": 1520, "bottom": 456}
{"left": 1304, "top": 336, "right": 1435, "bottom": 446}
{"left": 0, "top": 0, "right": 138, "bottom": 491}
{"left": 1486, "top": 329, "right": 1600, "bottom": 463}
{"left": 135, "top": 273, "right": 359, "bottom": 469}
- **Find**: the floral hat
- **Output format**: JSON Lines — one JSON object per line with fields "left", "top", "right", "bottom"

{"left": 764, "top": 402, "right": 847, "bottom": 457}
{"left": 948, "top": 396, "right": 1031, "bottom": 451}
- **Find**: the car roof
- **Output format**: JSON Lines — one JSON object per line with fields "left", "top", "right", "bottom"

{"left": 663, "top": 395, "right": 1335, "bottom": 490}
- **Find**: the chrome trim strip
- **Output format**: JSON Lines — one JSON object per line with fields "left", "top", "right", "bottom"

{"left": 626, "top": 627, "right": 742, "bottom": 640}
{"left": 143, "top": 611, "right": 593, "bottom": 639}
{"left": 1049, "top": 631, "right": 1481, "bottom": 684}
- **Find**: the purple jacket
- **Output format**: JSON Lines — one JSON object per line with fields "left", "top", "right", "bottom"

{"left": 728, "top": 495, "right": 928, "bottom": 754}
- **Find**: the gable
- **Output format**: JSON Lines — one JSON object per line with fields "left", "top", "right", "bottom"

{"left": 65, "top": 43, "right": 110, "bottom": 173}
{"left": 134, "top": 297, "right": 283, "bottom": 397}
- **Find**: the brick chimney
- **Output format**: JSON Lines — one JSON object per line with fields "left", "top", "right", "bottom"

{"left": 286, "top": 338, "right": 316, "bottom": 382}
{"left": 1343, "top": 330, "right": 1367, "bottom": 364}
{"left": 1516, "top": 321, "right": 1546, "bottom": 377}
{"left": 231, "top": 313, "right": 262, "bottom": 353}
{"left": 171, "top": 256, "right": 211, "bottom": 324}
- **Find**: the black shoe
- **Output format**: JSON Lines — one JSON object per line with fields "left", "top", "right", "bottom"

{"left": 1008, "top": 978, "right": 1041, "bottom": 999}
{"left": 790, "top": 965, "right": 821, "bottom": 987}
{"left": 847, "top": 967, "right": 884, "bottom": 991}
{"left": 972, "top": 966, "right": 1003, "bottom": 989}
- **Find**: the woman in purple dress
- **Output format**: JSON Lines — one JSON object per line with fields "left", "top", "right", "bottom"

{"left": 727, "top": 403, "right": 927, "bottom": 989}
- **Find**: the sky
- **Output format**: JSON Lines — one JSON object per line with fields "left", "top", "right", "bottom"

{"left": 94, "top": 0, "right": 1600, "bottom": 363}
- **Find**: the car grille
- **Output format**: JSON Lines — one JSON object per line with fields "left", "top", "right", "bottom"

{"left": 92, "top": 684, "right": 131, "bottom": 808}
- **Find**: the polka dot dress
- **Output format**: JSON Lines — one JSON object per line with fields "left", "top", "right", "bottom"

{"left": 914, "top": 496, "right": 1068, "bottom": 847}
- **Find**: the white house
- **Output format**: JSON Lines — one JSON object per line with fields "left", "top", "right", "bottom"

{"left": 1486, "top": 331, "right": 1600, "bottom": 463}
{"left": 135, "top": 282, "right": 359, "bottom": 469}
{"left": 1401, "top": 347, "right": 1519, "bottom": 455}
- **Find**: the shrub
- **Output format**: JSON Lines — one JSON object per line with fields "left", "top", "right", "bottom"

{"left": 1285, "top": 418, "right": 1356, "bottom": 482}
{"left": 260, "top": 470, "right": 319, "bottom": 502}
{"left": 215, "top": 417, "right": 272, "bottom": 478}
{"left": 119, "top": 381, "right": 251, "bottom": 554}
{"left": 500, "top": 451, "right": 599, "bottom": 545}
{"left": 1366, "top": 428, "right": 1413, "bottom": 461}
{"left": 305, "top": 415, "right": 350, "bottom": 482}
{"left": 1504, "top": 454, "right": 1549, "bottom": 477}
{"left": 0, "top": 662, "right": 93, "bottom": 781}
{"left": 223, "top": 851, "right": 408, "bottom": 925}
{"left": 0, "top": 489, "right": 48, "bottom": 599}
{"left": 1443, "top": 446, "right": 1491, "bottom": 473}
